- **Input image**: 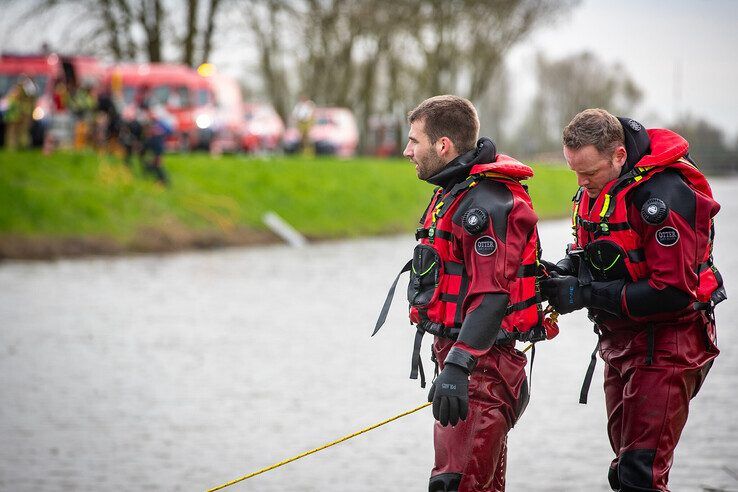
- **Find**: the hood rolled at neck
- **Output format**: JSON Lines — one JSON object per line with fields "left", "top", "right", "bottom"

{"left": 617, "top": 116, "right": 651, "bottom": 174}
{"left": 426, "top": 137, "right": 497, "bottom": 189}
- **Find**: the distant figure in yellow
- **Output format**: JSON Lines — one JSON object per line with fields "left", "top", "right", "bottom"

{"left": 292, "top": 95, "right": 315, "bottom": 156}
{"left": 4, "top": 76, "right": 37, "bottom": 150}
{"left": 70, "top": 82, "right": 95, "bottom": 150}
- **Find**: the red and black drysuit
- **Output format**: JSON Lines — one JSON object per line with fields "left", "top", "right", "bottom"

{"left": 542, "top": 120, "right": 725, "bottom": 492}
{"left": 375, "top": 138, "right": 553, "bottom": 492}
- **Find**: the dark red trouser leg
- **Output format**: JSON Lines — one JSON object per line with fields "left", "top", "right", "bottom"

{"left": 430, "top": 338, "right": 528, "bottom": 492}
{"left": 600, "top": 317, "right": 717, "bottom": 491}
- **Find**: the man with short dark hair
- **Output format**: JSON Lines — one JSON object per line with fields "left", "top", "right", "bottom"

{"left": 541, "top": 108, "right": 725, "bottom": 491}
{"left": 375, "top": 95, "right": 555, "bottom": 491}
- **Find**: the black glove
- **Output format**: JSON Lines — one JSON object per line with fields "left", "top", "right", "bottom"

{"left": 539, "top": 273, "right": 589, "bottom": 314}
{"left": 541, "top": 273, "right": 625, "bottom": 316}
{"left": 540, "top": 256, "right": 577, "bottom": 277}
{"left": 428, "top": 362, "right": 469, "bottom": 427}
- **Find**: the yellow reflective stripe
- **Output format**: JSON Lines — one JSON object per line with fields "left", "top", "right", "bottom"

{"left": 599, "top": 194, "right": 611, "bottom": 218}
{"left": 634, "top": 175, "right": 643, "bottom": 182}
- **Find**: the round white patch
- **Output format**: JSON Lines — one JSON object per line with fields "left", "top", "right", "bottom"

{"left": 474, "top": 236, "right": 497, "bottom": 256}
{"left": 655, "top": 227, "right": 679, "bottom": 247}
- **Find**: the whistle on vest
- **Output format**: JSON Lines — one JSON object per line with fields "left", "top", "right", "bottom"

{"left": 542, "top": 307, "right": 560, "bottom": 340}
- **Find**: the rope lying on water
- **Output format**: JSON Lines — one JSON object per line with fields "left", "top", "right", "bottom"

{"left": 206, "top": 343, "right": 535, "bottom": 491}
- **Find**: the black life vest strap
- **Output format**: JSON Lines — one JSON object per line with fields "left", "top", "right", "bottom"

{"left": 372, "top": 259, "right": 412, "bottom": 336}
{"left": 444, "top": 261, "right": 464, "bottom": 276}
{"left": 419, "top": 188, "right": 442, "bottom": 225}
{"left": 579, "top": 333, "right": 601, "bottom": 404}
{"left": 517, "top": 263, "right": 538, "bottom": 277}
{"left": 576, "top": 216, "right": 630, "bottom": 234}
{"left": 506, "top": 293, "right": 541, "bottom": 315}
{"left": 410, "top": 327, "right": 426, "bottom": 388}
{"left": 435, "top": 175, "right": 479, "bottom": 220}
{"left": 415, "top": 227, "right": 454, "bottom": 242}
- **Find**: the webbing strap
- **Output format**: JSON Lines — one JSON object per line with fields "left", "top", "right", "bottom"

{"left": 372, "top": 259, "right": 412, "bottom": 336}
{"left": 579, "top": 339, "right": 600, "bottom": 404}
{"left": 435, "top": 176, "right": 478, "bottom": 219}
{"left": 410, "top": 328, "right": 426, "bottom": 388}
{"left": 506, "top": 294, "right": 540, "bottom": 315}
{"left": 529, "top": 343, "right": 536, "bottom": 391}
{"left": 517, "top": 263, "right": 538, "bottom": 278}
{"left": 415, "top": 228, "right": 454, "bottom": 242}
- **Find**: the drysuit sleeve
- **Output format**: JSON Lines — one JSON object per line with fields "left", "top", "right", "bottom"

{"left": 622, "top": 169, "right": 720, "bottom": 320}
{"left": 448, "top": 180, "right": 538, "bottom": 359}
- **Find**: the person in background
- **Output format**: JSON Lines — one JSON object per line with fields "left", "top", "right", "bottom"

{"left": 375, "top": 95, "right": 556, "bottom": 491}
{"left": 93, "top": 85, "right": 122, "bottom": 155}
{"left": 140, "top": 101, "right": 173, "bottom": 186}
{"left": 292, "top": 94, "right": 315, "bottom": 156}
{"left": 540, "top": 108, "right": 725, "bottom": 492}
{"left": 69, "top": 82, "right": 95, "bottom": 150}
{"left": 3, "top": 76, "right": 37, "bottom": 150}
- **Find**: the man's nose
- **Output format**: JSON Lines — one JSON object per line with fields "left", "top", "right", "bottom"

{"left": 403, "top": 144, "right": 413, "bottom": 158}
{"left": 577, "top": 174, "right": 589, "bottom": 187}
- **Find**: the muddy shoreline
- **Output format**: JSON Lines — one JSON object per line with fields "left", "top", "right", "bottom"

{"left": 0, "top": 227, "right": 283, "bottom": 261}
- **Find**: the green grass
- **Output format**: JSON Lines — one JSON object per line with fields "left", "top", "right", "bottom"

{"left": 0, "top": 150, "right": 577, "bottom": 247}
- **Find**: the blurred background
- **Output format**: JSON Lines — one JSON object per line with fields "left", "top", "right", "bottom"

{"left": 0, "top": 1, "right": 737, "bottom": 491}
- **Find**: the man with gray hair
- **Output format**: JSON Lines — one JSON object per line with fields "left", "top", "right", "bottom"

{"left": 541, "top": 108, "right": 725, "bottom": 491}
{"left": 375, "top": 95, "right": 556, "bottom": 491}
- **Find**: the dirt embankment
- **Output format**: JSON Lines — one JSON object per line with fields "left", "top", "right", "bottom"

{"left": 0, "top": 227, "right": 280, "bottom": 261}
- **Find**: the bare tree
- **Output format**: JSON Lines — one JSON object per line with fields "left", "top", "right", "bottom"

{"left": 7, "top": 0, "right": 225, "bottom": 66}
{"left": 515, "top": 51, "right": 644, "bottom": 157}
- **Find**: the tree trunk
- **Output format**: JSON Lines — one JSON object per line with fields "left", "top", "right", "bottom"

{"left": 182, "top": 0, "right": 199, "bottom": 66}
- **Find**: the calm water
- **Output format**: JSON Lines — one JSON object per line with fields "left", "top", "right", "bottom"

{"left": 1, "top": 178, "right": 737, "bottom": 491}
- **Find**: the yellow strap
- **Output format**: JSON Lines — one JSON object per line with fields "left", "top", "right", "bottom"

{"left": 206, "top": 342, "right": 537, "bottom": 491}
{"left": 599, "top": 194, "right": 611, "bottom": 218}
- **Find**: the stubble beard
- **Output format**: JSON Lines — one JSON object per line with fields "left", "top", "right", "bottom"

{"left": 417, "top": 149, "right": 447, "bottom": 181}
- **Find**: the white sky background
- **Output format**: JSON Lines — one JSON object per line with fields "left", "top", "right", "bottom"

{"left": 1, "top": 0, "right": 736, "bottom": 139}
{"left": 506, "top": 0, "right": 738, "bottom": 139}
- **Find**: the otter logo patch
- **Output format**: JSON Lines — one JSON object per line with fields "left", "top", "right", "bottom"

{"left": 474, "top": 236, "right": 497, "bottom": 256}
{"left": 655, "top": 227, "right": 679, "bottom": 247}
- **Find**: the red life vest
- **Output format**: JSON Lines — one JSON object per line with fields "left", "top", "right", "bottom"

{"left": 571, "top": 131, "right": 723, "bottom": 306}
{"left": 408, "top": 156, "right": 545, "bottom": 341}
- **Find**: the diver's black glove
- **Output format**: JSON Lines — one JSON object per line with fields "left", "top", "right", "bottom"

{"left": 540, "top": 273, "right": 589, "bottom": 314}
{"left": 540, "top": 256, "right": 577, "bottom": 277}
{"left": 428, "top": 348, "right": 473, "bottom": 426}
{"left": 541, "top": 273, "right": 625, "bottom": 316}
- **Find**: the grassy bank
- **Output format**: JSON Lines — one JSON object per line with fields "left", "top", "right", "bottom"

{"left": 0, "top": 150, "right": 577, "bottom": 259}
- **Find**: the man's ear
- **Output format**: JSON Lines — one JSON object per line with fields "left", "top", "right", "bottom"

{"left": 613, "top": 145, "right": 627, "bottom": 168}
{"left": 436, "top": 136, "right": 456, "bottom": 160}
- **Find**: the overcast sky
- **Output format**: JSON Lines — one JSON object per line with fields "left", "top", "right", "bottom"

{"left": 507, "top": 0, "right": 738, "bottom": 138}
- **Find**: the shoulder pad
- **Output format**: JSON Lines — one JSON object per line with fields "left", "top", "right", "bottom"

{"left": 632, "top": 170, "right": 696, "bottom": 229}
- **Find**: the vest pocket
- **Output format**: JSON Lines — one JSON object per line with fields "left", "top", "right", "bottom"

{"left": 408, "top": 244, "right": 442, "bottom": 307}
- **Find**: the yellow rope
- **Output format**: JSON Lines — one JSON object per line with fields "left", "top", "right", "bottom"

{"left": 206, "top": 402, "right": 432, "bottom": 491}
{"left": 206, "top": 343, "right": 537, "bottom": 491}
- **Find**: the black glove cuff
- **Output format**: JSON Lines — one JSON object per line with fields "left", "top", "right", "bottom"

{"left": 589, "top": 280, "right": 625, "bottom": 316}
{"left": 444, "top": 347, "right": 477, "bottom": 374}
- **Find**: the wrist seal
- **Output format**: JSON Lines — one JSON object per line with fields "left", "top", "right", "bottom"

{"left": 444, "top": 347, "right": 477, "bottom": 374}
